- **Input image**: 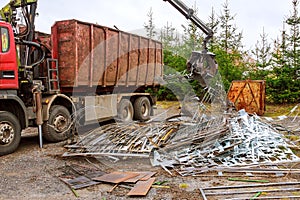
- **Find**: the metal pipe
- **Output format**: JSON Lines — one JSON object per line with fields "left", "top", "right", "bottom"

{"left": 228, "top": 195, "right": 300, "bottom": 200}
{"left": 199, "top": 188, "right": 208, "bottom": 200}
{"left": 38, "top": 125, "right": 43, "bottom": 148}
{"left": 33, "top": 82, "right": 43, "bottom": 148}
{"left": 203, "top": 181, "right": 300, "bottom": 190}
{"left": 205, "top": 187, "right": 300, "bottom": 196}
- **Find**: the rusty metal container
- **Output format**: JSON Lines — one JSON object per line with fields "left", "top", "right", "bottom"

{"left": 227, "top": 80, "right": 266, "bottom": 115}
{"left": 51, "top": 19, "right": 163, "bottom": 93}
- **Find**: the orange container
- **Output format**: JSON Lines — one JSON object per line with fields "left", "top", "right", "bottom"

{"left": 51, "top": 19, "right": 163, "bottom": 94}
{"left": 227, "top": 80, "right": 266, "bottom": 115}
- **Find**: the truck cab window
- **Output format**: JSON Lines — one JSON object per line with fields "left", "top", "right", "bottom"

{"left": 1, "top": 27, "right": 9, "bottom": 53}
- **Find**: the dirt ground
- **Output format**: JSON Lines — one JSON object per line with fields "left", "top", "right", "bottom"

{"left": 1, "top": 103, "right": 300, "bottom": 200}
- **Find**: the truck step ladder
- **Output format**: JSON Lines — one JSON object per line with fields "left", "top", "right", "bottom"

{"left": 47, "top": 58, "right": 60, "bottom": 93}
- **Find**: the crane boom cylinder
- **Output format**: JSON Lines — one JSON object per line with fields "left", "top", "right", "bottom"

{"left": 163, "top": 0, "right": 213, "bottom": 51}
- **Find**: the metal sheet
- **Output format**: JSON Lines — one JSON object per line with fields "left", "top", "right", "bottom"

{"left": 127, "top": 177, "right": 156, "bottom": 196}
{"left": 227, "top": 80, "right": 266, "bottom": 115}
{"left": 84, "top": 95, "right": 117, "bottom": 122}
{"left": 124, "top": 171, "right": 156, "bottom": 183}
{"left": 93, "top": 171, "right": 138, "bottom": 183}
{"left": 60, "top": 176, "right": 100, "bottom": 190}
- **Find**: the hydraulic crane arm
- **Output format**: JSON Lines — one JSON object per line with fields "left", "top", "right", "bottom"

{"left": 163, "top": 0, "right": 218, "bottom": 87}
{"left": 1, "top": 0, "right": 44, "bottom": 68}
{"left": 1, "top": 0, "right": 37, "bottom": 40}
{"left": 163, "top": 0, "right": 213, "bottom": 51}
{"left": 1, "top": 0, "right": 37, "bottom": 20}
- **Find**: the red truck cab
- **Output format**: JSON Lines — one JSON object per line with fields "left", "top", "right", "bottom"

{"left": 0, "top": 21, "right": 18, "bottom": 90}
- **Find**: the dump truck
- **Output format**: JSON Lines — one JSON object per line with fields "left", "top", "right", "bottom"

{"left": 0, "top": 0, "right": 162, "bottom": 155}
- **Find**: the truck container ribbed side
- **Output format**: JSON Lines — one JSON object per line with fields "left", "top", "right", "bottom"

{"left": 51, "top": 19, "right": 163, "bottom": 93}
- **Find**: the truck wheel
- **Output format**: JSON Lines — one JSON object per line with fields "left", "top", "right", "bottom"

{"left": 134, "top": 97, "right": 151, "bottom": 121}
{"left": 42, "top": 105, "right": 71, "bottom": 142}
{"left": 0, "top": 112, "right": 21, "bottom": 156}
{"left": 117, "top": 99, "right": 134, "bottom": 122}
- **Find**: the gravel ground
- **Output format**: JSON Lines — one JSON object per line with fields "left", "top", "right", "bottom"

{"left": 0, "top": 132, "right": 220, "bottom": 200}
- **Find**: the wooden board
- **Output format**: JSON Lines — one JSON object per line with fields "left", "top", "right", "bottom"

{"left": 127, "top": 178, "right": 156, "bottom": 196}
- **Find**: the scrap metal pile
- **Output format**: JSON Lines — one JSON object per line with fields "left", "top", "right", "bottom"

{"left": 64, "top": 71, "right": 300, "bottom": 175}
{"left": 151, "top": 109, "right": 299, "bottom": 176}
{"left": 64, "top": 102, "right": 299, "bottom": 176}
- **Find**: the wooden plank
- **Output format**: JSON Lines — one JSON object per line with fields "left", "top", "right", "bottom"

{"left": 93, "top": 171, "right": 138, "bottom": 184}
{"left": 127, "top": 177, "right": 156, "bottom": 196}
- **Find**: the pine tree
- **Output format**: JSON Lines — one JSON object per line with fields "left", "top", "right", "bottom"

{"left": 207, "top": 7, "right": 219, "bottom": 52}
{"left": 159, "top": 22, "right": 177, "bottom": 51}
{"left": 285, "top": 0, "right": 300, "bottom": 102}
{"left": 249, "top": 27, "right": 272, "bottom": 80}
{"left": 286, "top": 0, "right": 300, "bottom": 71}
{"left": 144, "top": 7, "right": 157, "bottom": 39}
{"left": 218, "top": 0, "right": 243, "bottom": 52}
{"left": 268, "top": 24, "right": 289, "bottom": 103}
{"left": 269, "top": 0, "right": 300, "bottom": 103}
{"left": 214, "top": 0, "right": 244, "bottom": 90}
{"left": 178, "top": 3, "right": 203, "bottom": 59}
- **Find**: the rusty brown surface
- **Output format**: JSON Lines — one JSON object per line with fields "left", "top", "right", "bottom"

{"left": 138, "top": 171, "right": 157, "bottom": 181}
{"left": 60, "top": 176, "right": 100, "bottom": 190}
{"left": 123, "top": 171, "right": 156, "bottom": 183}
{"left": 227, "top": 80, "right": 266, "bottom": 115}
{"left": 92, "top": 171, "right": 138, "bottom": 184}
{"left": 127, "top": 177, "right": 156, "bottom": 196}
{"left": 51, "top": 19, "right": 163, "bottom": 93}
{"left": 35, "top": 31, "right": 52, "bottom": 51}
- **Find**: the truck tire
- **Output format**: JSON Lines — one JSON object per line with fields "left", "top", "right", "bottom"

{"left": 0, "top": 112, "right": 21, "bottom": 156}
{"left": 117, "top": 99, "right": 134, "bottom": 122}
{"left": 133, "top": 97, "right": 151, "bottom": 121}
{"left": 42, "top": 105, "right": 71, "bottom": 142}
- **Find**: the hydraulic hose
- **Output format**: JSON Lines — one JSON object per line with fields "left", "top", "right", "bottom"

{"left": 16, "top": 39, "right": 46, "bottom": 67}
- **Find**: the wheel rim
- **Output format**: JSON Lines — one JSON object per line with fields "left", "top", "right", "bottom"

{"left": 122, "top": 109, "right": 128, "bottom": 119}
{"left": 0, "top": 122, "right": 14, "bottom": 145}
{"left": 53, "top": 115, "right": 68, "bottom": 132}
{"left": 141, "top": 103, "right": 149, "bottom": 117}
{"left": 122, "top": 106, "right": 133, "bottom": 121}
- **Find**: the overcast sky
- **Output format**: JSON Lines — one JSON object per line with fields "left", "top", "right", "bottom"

{"left": 1, "top": 0, "right": 294, "bottom": 50}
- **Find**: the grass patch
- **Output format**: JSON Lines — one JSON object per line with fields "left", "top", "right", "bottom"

{"left": 157, "top": 101, "right": 180, "bottom": 109}
{"left": 158, "top": 101, "right": 299, "bottom": 118}
{"left": 264, "top": 104, "right": 299, "bottom": 117}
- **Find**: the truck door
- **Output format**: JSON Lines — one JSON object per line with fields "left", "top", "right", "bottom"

{"left": 0, "top": 22, "right": 18, "bottom": 90}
